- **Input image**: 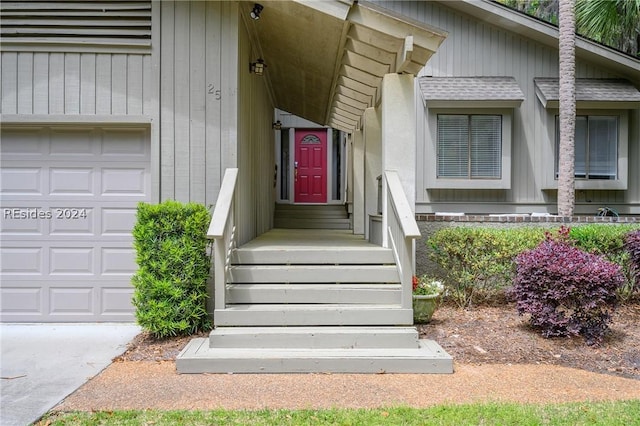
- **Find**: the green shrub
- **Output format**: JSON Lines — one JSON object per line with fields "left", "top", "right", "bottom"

{"left": 131, "top": 200, "right": 213, "bottom": 338}
{"left": 427, "top": 227, "right": 547, "bottom": 307}
{"left": 569, "top": 224, "right": 640, "bottom": 301}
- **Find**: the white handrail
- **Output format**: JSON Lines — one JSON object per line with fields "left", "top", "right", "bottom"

{"left": 208, "top": 168, "right": 238, "bottom": 312}
{"left": 208, "top": 168, "right": 238, "bottom": 239}
{"left": 384, "top": 170, "right": 421, "bottom": 315}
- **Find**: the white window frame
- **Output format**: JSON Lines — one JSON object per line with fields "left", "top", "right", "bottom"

{"left": 543, "top": 109, "right": 629, "bottom": 191}
{"left": 426, "top": 108, "right": 512, "bottom": 189}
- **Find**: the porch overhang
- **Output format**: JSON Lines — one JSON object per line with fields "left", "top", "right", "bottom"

{"left": 244, "top": 0, "right": 447, "bottom": 132}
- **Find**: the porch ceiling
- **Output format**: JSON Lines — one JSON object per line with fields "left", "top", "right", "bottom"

{"left": 245, "top": 0, "right": 447, "bottom": 132}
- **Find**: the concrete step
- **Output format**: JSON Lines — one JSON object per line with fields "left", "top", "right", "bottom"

{"left": 232, "top": 247, "right": 394, "bottom": 264}
{"left": 214, "top": 304, "right": 412, "bottom": 326}
{"left": 176, "top": 338, "right": 453, "bottom": 374}
{"left": 207, "top": 326, "right": 420, "bottom": 349}
{"left": 229, "top": 265, "right": 400, "bottom": 283}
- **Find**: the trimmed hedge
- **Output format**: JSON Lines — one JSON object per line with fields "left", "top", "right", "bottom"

{"left": 570, "top": 224, "right": 640, "bottom": 301}
{"left": 427, "top": 224, "right": 640, "bottom": 307}
{"left": 131, "top": 200, "right": 213, "bottom": 338}
{"left": 427, "top": 227, "right": 547, "bottom": 307}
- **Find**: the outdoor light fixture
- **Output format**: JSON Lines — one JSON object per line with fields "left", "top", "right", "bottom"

{"left": 249, "top": 58, "right": 266, "bottom": 75}
{"left": 272, "top": 120, "right": 282, "bottom": 130}
{"left": 250, "top": 3, "right": 263, "bottom": 20}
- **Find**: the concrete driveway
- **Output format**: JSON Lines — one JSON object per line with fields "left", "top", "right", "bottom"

{"left": 0, "top": 323, "right": 140, "bottom": 426}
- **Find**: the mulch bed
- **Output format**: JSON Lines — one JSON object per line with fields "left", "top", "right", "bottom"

{"left": 115, "top": 303, "right": 640, "bottom": 381}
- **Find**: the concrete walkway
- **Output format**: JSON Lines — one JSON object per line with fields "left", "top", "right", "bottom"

{"left": 0, "top": 323, "right": 140, "bottom": 426}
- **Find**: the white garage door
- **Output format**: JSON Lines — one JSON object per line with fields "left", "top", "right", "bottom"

{"left": 0, "top": 126, "right": 151, "bottom": 322}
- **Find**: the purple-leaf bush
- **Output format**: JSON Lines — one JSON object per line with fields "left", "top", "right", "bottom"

{"left": 625, "top": 230, "right": 640, "bottom": 291}
{"left": 510, "top": 228, "right": 624, "bottom": 345}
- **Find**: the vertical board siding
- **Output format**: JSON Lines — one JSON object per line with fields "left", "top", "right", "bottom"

{"left": 159, "top": 0, "right": 176, "bottom": 199}
{"left": 111, "top": 54, "right": 128, "bottom": 114}
{"left": 157, "top": 0, "right": 274, "bottom": 239}
{"left": 0, "top": 51, "right": 149, "bottom": 116}
{"left": 64, "top": 53, "right": 81, "bottom": 114}
{"left": 378, "top": 0, "right": 639, "bottom": 213}
{"left": 33, "top": 53, "right": 49, "bottom": 114}
{"left": 17, "top": 53, "right": 32, "bottom": 114}
{"left": 189, "top": 1, "right": 207, "bottom": 205}
{"left": 236, "top": 15, "right": 275, "bottom": 245}
{"left": 205, "top": 1, "right": 222, "bottom": 208}
{"left": 80, "top": 54, "right": 96, "bottom": 114}
{"left": 1, "top": 53, "right": 17, "bottom": 113}
{"left": 172, "top": 1, "right": 191, "bottom": 202}
{"left": 159, "top": 0, "right": 265, "bottom": 227}
{"left": 95, "top": 54, "right": 112, "bottom": 114}
{"left": 49, "top": 53, "right": 64, "bottom": 114}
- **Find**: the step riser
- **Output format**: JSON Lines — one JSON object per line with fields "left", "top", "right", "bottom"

{"left": 208, "top": 327, "right": 419, "bottom": 349}
{"left": 177, "top": 338, "right": 454, "bottom": 374}
{"left": 227, "top": 284, "right": 402, "bottom": 304}
{"left": 215, "top": 307, "right": 413, "bottom": 326}
{"left": 230, "top": 265, "right": 399, "bottom": 283}
{"left": 274, "top": 205, "right": 350, "bottom": 230}
{"left": 274, "top": 220, "right": 350, "bottom": 230}
{"left": 275, "top": 205, "right": 348, "bottom": 213}
{"left": 232, "top": 249, "right": 395, "bottom": 265}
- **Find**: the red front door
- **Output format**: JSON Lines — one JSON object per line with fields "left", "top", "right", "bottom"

{"left": 294, "top": 129, "right": 327, "bottom": 203}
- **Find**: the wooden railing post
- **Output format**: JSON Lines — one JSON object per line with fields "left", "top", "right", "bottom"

{"left": 207, "top": 168, "right": 239, "bottom": 318}
{"left": 384, "top": 170, "right": 421, "bottom": 313}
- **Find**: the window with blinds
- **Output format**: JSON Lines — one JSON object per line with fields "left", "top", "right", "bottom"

{"left": 0, "top": 1, "right": 151, "bottom": 50}
{"left": 555, "top": 115, "right": 618, "bottom": 180}
{"left": 437, "top": 114, "right": 502, "bottom": 179}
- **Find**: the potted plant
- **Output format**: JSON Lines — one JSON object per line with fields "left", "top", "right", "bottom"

{"left": 412, "top": 275, "right": 444, "bottom": 323}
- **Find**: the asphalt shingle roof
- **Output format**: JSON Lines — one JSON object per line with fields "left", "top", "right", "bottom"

{"left": 534, "top": 78, "right": 640, "bottom": 103}
{"left": 419, "top": 76, "right": 525, "bottom": 102}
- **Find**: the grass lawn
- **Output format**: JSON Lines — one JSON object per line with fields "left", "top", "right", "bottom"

{"left": 42, "top": 400, "right": 640, "bottom": 425}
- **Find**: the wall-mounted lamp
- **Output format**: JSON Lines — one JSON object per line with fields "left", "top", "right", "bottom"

{"left": 249, "top": 58, "right": 266, "bottom": 76}
{"left": 272, "top": 120, "right": 282, "bottom": 130}
{"left": 250, "top": 3, "right": 263, "bottom": 20}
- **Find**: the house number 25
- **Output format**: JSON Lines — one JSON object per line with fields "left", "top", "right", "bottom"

{"left": 207, "top": 84, "right": 222, "bottom": 100}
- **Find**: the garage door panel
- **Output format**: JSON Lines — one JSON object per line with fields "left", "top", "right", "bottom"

{"left": 0, "top": 129, "right": 45, "bottom": 155}
{"left": 102, "top": 130, "right": 148, "bottom": 157}
{"left": 101, "top": 287, "right": 135, "bottom": 315}
{"left": 49, "top": 210, "right": 94, "bottom": 235}
{"left": 49, "top": 247, "right": 95, "bottom": 275}
{"left": 1, "top": 126, "right": 149, "bottom": 322}
{"left": 0, "top": 214, "right": 44, "bottom": 235}
{"left": 49, "top": 167, "right": 96, "bottom": 195}
{"left": 50, "top": 129, "right": 98, "bottom": 156}
{"left": 0, "top": 247, "right": 43, "bottom": 274}
{"left": 101, "top": 168, "right": 147, "bottom": 196}
{"left": 0, "top": 168, "right": 43, "bottom": 195}
{"left": 49, "top": 287, "right": 94, "bottom": 315}
{"left": 101, "top": 247, "right": 137, "bottom": 275}
{"left": 0, "top": 287, "right": 42, "bottom": 314}
{"left": 101, "top": 208, "right": 137, "bottom": 235}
